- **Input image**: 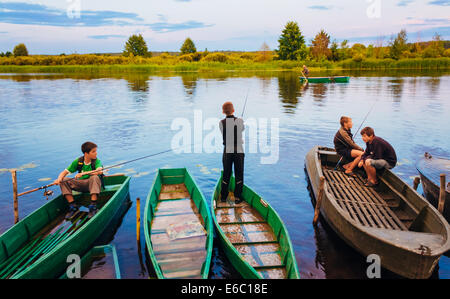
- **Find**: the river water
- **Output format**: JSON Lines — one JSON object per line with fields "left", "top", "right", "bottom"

{"left": 0, "top": 70, "right": 449, "bottom": 279}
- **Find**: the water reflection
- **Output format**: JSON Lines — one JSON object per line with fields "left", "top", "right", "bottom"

{"left": 277, "top": 72, "right": 304, "bottom": 113}
{"left": 126, "top": 75, "right": 150, "bottom": 93}
{"left": 387, "top": 78, "right": 405, "bottom": 101}
{"left": 180, "top": 74, "right": 199, "bottom": 100}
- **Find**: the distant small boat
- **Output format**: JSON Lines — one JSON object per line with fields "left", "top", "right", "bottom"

{"left": 416, "top": 152, "right": 450, "bottom": 223}
{"left": 211, "top": 172, "right": 300, "bottom": 279}
{"left": 144, "top": 168, "right": 213, "bottom": 279}
{"left": 300, "top": 76, "right": 350, "bottom": 83}
{"left": 305, "top": 146, "right": 450, "bottom": 279}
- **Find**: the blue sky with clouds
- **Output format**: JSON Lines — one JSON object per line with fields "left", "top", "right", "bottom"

{"left": 0, "top": 0, "right": 448, "bottom": 54}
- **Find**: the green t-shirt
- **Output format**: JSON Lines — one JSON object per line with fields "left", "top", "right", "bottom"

{"left": 67, "top": 158, "right": 102, "bottom": 180}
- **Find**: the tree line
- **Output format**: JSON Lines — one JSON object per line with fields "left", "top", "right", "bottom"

{"left": 1, "top": 21, "right": 448, "bottom": 65}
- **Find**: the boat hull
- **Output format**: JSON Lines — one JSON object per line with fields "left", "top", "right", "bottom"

{"left": 300, "top": 76, "right": 350, "bottom": 83}
{"left": 211, "top": 173, "right": 300, "bottom": 279}
{"left": 0, "top": 175, "right": 130, "bottom": 279}
{"left": 305, "top": 146, "right": 450, "bottom": 279}
{"left": 144, "top": 168, "right": 213, "bottom": 279}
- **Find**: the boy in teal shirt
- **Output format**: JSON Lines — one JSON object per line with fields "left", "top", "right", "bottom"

{"left": 54, "top": 141, "right": 104, "bottom": 218}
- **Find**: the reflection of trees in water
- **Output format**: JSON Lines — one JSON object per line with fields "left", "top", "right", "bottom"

{"left": 277, "top": 73, "right": 304, "bottom": 113}
{"left": 311, "top": 83, "right": 328, "bottom": 103}
{"left": 426, "top": 77, "right": 441, "bottom": 95}
{"left": 387, "top": 78, "right": 404, "bottom": 101}
{"left": 126, "top": 75, "right": 150, "bottom": 92}
{"left": 180, "top": 74, "right": 199, "bottom": 99}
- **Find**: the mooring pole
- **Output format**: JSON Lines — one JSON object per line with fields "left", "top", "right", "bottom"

{"left": 413, "top": 177, "right": 421, "bottom": 190}
{"left": 313, "top": 176, "right": 325, "bottom": 225}
{"left": 438, "top": 174, "right": 446, "bottom": 214}
{"left": 136, "top": 197, "right": 141, "bottom": 243}
{"left": 11, "top": 170, "right": 19, "bottom": 224}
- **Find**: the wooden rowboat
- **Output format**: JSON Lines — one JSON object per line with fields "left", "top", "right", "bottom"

{"left": 144, "top": 168, "right": 213, "bottom": 279}
{"left": 0, "top": 175, "right": 130, "bottom": 279}
{"left": 305, "top": 146, "right": 450, "bottom": 279}
{"left": 211, "top": 172, "right": 300, "bottom": 279}
{"left": 60, "top": 245, "right": 121, "bottom": 279}
{"left": 416, "top": 153, "right": 450, "bottom": 223}
{"left": 300, "top": 76, "right": 350, "bottom": 83}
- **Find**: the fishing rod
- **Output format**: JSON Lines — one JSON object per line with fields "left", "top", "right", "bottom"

{"left": 17, "top": 144, "right": 194, "bottom": 198}
{"left": 334, "top": 99, "right": 378, "bottom": 170}
{"left": 241, "top": 87, "right": 250, "bottom": 118}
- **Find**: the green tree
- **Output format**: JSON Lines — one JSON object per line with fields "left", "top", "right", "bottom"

{"left": 330, "top": 40, "right": 339, "bottom": 61}
{"left": 123, "top": 34, "right": 150, "bottom": 57}
{"left": 276, "top": 21, "right": 307, "bottom": 60}
{"left": 180, "top": 38, "right": 197, "bottom": 54}
{"left": 339, "top": 40, "right": 351, "bottom": 60}
{"left": 5, "top": 51, "right": 12, "bottom": 57}
{"left": 13, "top": 43, "right": 28, "bottom": 57}
{"left": 389, "top": 29, "right": 408, "bottom": 60}
{"left": 311, "top": 29, "right": 331, "bottom": 61}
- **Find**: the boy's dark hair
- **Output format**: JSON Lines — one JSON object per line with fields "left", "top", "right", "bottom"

{"left": 340, "top": 116, "right": 351, "bottom": 127}
{"left": 81, "top": 141, "right": 97, "bottom": 154}
{"left": 360, "top": 127, "right": 375, "bottom": 137}
{"left": 222, "top": 101, "right": 234, "bottom": 116}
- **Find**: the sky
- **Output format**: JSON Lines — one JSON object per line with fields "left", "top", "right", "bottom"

{"left": 0, "top": 0, "right": 449, "bottom": 54}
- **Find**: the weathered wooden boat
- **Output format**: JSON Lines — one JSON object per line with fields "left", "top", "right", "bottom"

{"left": 0, "top": 175, "right": 130, "bottom": 279}
{"left": 300, "top": 76, "right": 350, "bottom": 83}
{"left": 144, "top": 168, "right": 213, "bottom": 279}
{"left": 305, "top": 146, "right": 450, "bottom": 279}
{"left": 60, "top": 245, "right": 121, "bottom": 279}
{"left": 211, "top": 172, "right": 300, "bottom": 279}
{"left": 416, "top": 153, "right": 450, "bottom": 223}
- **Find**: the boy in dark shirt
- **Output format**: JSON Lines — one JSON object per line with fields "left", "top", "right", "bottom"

{"left": 333, "top": 116, "right": 364, "bottom": 176}
{"left": 358, "top": 127, "right": 397, "bottom": 187}
{"left": 54, "top": 141, "right": 105, "bottom": 217}
{"left": 219, "top": 102, "right": 245, "bottom": 204}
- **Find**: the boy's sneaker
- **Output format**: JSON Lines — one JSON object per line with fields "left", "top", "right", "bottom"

{"left": 66, "top": 203, "right": 79, "bottom": 219}
{"left": 88, "top": 202, "right": 98, "bottom": 218}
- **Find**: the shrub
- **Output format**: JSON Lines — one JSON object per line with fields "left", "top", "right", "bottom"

{"left": 202, "top": 53, "right": 228, "bottom": 63}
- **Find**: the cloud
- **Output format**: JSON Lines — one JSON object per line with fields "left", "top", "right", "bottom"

{"left": 149, "top": 20, "right": 214, "bottom": 33}
{"left": 407, "top": 17, "right": 450, "bottom": 26}
{"left": 88, "top": 35, "right": 127, "bottom": 39}
{"left": 397, "top": 0, "right": 414, "bottom": 6}
{"left": 307, "top": 5, "right": 332, "bottom": 10}
{"left": 0, "top": 2, "right": 143, "bottom": 27}
{"left": 428, "top": 0, "right": 449, "bottom": 5}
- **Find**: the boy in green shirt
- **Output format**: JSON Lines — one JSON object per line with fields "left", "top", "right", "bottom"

{"left": 54, "top": 141, "right": 104, "bottom": 218}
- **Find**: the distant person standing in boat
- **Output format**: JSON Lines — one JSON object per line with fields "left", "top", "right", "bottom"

{"left": 333, "top": 116, "right": 364, "bottom": 176}
{"left": 53, "top": 141, "right": 105, "bottom": 218}
{"left": 219, "top": 102, "right": 245, "bottom": 204}
{"left": 302, "top": 65, "right": 309, "bottom": 78}
{"left": 358, "top": 127, "right": 397, "bottom": 187}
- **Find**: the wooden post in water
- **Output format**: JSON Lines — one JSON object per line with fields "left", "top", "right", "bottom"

{"left": 136, "top": 197, "right": 141, "bottom": 243}
{"left": 438, "top": 174, "right": 446, "bottom": 214}
{"left": 413, "top": 177, "right": 421, "bottom": 190}
{"left": 11, "top": 170, "right": 19, "bottom": 224}
{"left": 313, "top": 176, "right": 325, "bottom": 225}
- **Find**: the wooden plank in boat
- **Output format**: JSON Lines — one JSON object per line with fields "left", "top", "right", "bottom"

{"left": 215, "top": 207, "right": 265, "bottom": 224}
{"left": 256, "top": 267, "right": 287, "bottom": 279}
{"left": 221, "top": 223, "right": 277, "bottom": 244}
{"left": 161, "top": 183, "right": 188, "bottom": 193}
{"left": 163, "top": 269, "right": 202, "bottom": 279}
{"left": 235, "top": 243, "right": 283, "bottom": 268}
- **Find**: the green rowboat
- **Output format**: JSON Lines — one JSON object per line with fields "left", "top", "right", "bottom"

{"left": 211, "top": 173, "right": 300, "bottom": 279}
{"left": 300, "top": 76, "right": 350, "bottom": 83}
{"left": 305, "top": 146, "right": 450, "bottom": 279}
{"left": 0, "top": 175, "right": 130, "bottom": 279}
{"left": 144, "top": 168, "right": 213, "bottom": 279}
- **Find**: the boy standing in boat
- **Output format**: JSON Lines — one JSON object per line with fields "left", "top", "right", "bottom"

{"left": 358, "top": 127, "right": 397, "bottom": 187}
{"left": 219, "top": 102, "right": 245, "bottom": 204}
{"left": 333, "top": 116, "right": 364, "bottom": 176}
{"left": 53, "top": 141, "right": 104, "bottom": 217}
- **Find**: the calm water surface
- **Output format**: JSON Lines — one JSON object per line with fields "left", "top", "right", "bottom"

{"left": 0, "top": 70, "right": 449, "bottom": 279}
